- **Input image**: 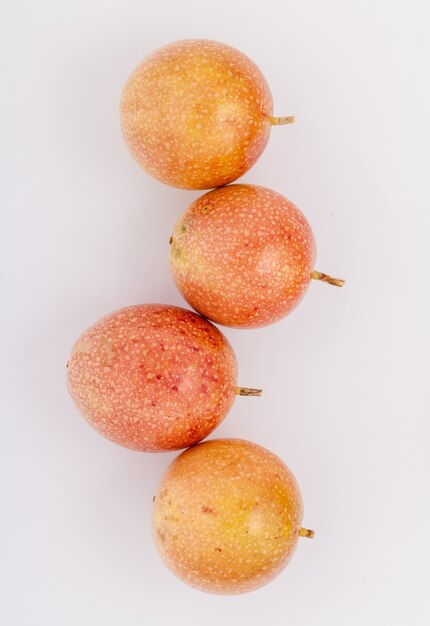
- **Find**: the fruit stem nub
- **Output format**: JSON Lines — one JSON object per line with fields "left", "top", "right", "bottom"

{"left": 311, "top": 270, "right": 345, "bottom": 287}
{"left": 268, "top": 115, "right": 295, "bottom": 125}
{"left": 235, "top": 387, "right": 262, "bottom": 397}
{"left": 299, "top": 527, "right": 315, "bottom": 538}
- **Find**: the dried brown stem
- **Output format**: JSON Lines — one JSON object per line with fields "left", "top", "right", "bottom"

{"left": 268, "top": 115, "right": 295, "bottom": 125}
{"left": 235, "top": 387, "right": 262, "bottom": 397}
{"left": 299, "top": 527, "right": 315, "bottom": 538}
{"left": 311, "top": 270, "right": 345, "bottom": 287}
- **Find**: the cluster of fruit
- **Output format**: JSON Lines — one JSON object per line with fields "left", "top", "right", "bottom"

{"left": 67, "top": 39, "right": 344, "bottom": 595}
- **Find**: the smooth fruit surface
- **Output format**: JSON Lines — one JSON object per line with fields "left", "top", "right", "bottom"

{"left": 170, "top": 184, "right": 317, "bottom": 328}
{"left": 152, "top": 439, "right": 308, "bottom": 594}
{"left": 67, "top": 305, "right": 237, "bottom": 451}
{"left": 120, "top": 39, "right": 274, "bottom": 189}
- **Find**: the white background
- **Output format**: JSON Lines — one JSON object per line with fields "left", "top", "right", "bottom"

{"left": 1, "top": 1, "right": 429, "bottom": 624}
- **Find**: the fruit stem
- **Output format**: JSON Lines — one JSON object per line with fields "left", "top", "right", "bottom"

{"left": 311, "top": 270, "right": 345, "bottom": 287}
{"left": 299, "top": 527, "right": 315, "bottom": 538}
{"left": 268, "top": 115, "right": 295, "bottom": 125}
{"left": 235, "top": 387, "right": 262, "bottom": 397}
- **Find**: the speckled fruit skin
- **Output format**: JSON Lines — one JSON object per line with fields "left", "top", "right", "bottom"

{"left": 170, "top": 184, "right": 317, "bottom": 328}
{"left": 152, "top": 439, "right": 305, "bottom": 594}
{"left": 120, "top": 39, "right": 274, "bottom": 189}
{"left": 67, "top": 305, "right": 238, "bottom": 452}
